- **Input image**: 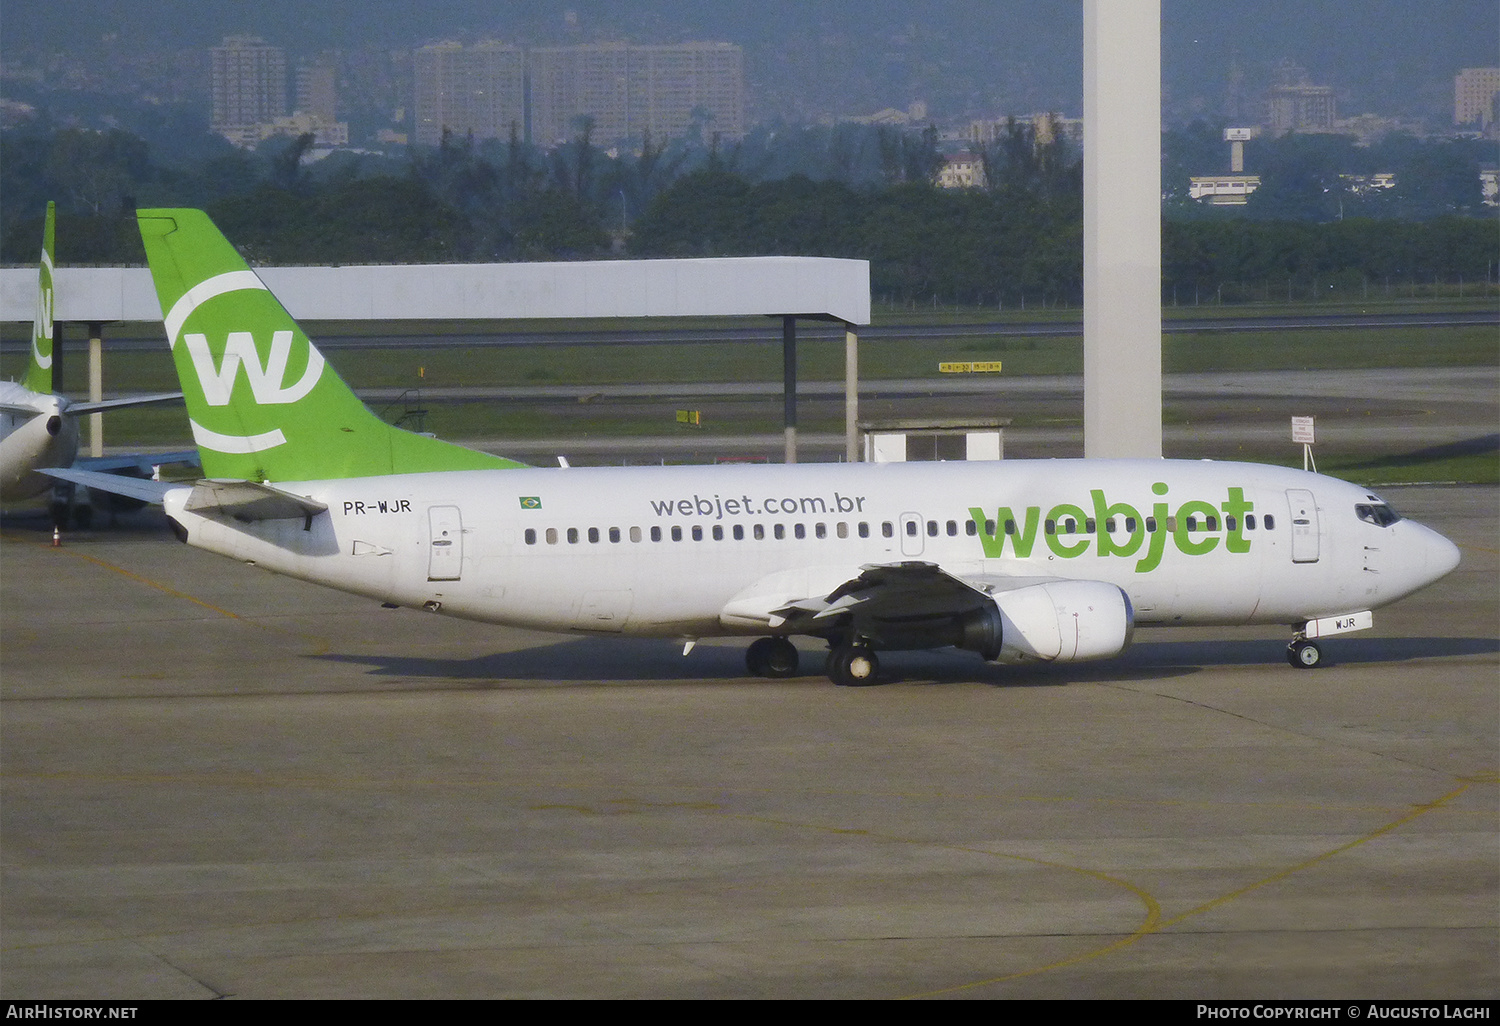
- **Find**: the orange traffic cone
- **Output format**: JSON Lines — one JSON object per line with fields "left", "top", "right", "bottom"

{"left": 51, "top": 525, "right": 61, "bottom": 547}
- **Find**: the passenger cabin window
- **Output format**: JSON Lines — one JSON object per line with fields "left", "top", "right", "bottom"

{"left": 524, "top": 529, "right": 536, "bottom": 545}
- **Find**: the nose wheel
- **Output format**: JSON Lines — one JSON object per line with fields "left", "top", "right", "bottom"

{"left": 1287, "top": 638, "right": 1322, "bottom": 668}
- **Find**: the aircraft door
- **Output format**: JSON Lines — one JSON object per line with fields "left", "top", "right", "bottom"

{"left": 899, "top": 512, "right": 924, "bottom": 556}
{"left": 427, "top": 505, "right": 464, "bottom": 581}
{"left": 1286, "top": 489, "right": 1319, "bottom": 563}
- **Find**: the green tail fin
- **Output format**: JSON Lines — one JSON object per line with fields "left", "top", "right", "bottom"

{"left": 22, "top": 202, "right": 55, "bottom": 394}
{"left": 136, "top": 208, "right": 525, "bottom": 482}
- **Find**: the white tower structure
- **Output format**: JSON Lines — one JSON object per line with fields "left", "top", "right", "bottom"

{"left": 1083, "top": 0, "right": 1161, "bottom": 458}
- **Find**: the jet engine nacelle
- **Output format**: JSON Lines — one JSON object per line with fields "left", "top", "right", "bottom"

{"left": 956, "top": 579, "right": 1135, "bottom": 663}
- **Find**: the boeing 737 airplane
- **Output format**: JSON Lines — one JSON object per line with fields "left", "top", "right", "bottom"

{"left": 49, "top": 208, "right": 1462, "bottom": 684}
{"left": 2, "top": 203, "right": 190, "bottom": 525}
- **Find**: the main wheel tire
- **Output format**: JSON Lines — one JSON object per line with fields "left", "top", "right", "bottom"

{"left": 747, "top": 637, "right": 798, "bottom": 678}
{"left": 1287, "top": 640, "right": 1322, "bottom": 668}
{"left": 829, "top": 646, "right": 880, "bottom": 686}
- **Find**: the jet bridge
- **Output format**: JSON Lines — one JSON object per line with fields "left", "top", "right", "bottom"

{"left": 0, "top": 256, "right": 871, "bottom": 463}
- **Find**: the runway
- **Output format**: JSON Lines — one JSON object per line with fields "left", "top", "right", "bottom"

{"left": 1, "top": 485, "right": 1494, "bottom": 999}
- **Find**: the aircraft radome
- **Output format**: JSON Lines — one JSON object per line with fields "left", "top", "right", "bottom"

{"left": 49, "top": 208, "right": 1462, "bottom": 684}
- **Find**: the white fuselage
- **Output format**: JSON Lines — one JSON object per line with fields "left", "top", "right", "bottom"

{"left": 161, "top": 458, "right": 1459, "bottom": 640}
{"left": 0, "top": 382, "right": 78, "bottom": 503}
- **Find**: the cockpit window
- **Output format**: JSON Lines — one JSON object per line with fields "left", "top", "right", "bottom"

{"left": 1355, "top": 503, "right": 1401, "bottom": 527}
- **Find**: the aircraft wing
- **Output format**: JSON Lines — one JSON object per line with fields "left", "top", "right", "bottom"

{"left": 722, "top": 561, "right": 1134, "bottom": 664}
{"left": 722, "top": 560, "right": 1064, "bottom": 632}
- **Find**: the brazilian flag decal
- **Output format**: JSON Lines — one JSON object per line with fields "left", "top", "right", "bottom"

{"left": 519, "top": 496, "right": 542, "bottom": 509}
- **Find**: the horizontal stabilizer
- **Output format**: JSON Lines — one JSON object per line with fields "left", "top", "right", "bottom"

{"left": 76, "top": 449, "right": 200, "bottom": 475}
{"left": 39, "top": 467, "right": 177, "bottom": 505}
{"left": 66, "top": 392, "right": 183, "bottom": 415}
{"left": 184, "top": 479, "right": 328, "bottom": 521}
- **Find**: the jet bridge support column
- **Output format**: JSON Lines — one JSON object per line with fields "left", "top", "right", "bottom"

{"left": 1083, "top": 0, "right": 1162, "bottom": 458}
{"left": 783, "top": 315, "right": 797, "bottom": 464}
{"left": 88, "top": 322, "right": 104, "bottom": 457}
{"left": 844, "top": 323, "right": 859, "bottom": 462}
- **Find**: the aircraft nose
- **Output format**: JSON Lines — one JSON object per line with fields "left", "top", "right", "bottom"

{"left": 1424, "top": 527, "right": 1461, "bottom": 582}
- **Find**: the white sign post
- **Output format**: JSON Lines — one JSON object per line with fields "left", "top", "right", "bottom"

{"left": 1292, "top": 416, "right": 1316, "bottom": 472}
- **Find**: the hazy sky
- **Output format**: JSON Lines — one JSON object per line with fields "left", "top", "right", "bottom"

{"left": 4, "top": 1, "right": 1495, "bottom": 121}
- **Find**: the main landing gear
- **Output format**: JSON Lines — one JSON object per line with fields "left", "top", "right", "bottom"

{"left": 745, "top": 636, "right": 883, "bottom": 686}
{"left": 746, "top": 636, "right": 799, "bottom": 678}
{"left": 825, "top": 644, "right": 880, "bottom": 687}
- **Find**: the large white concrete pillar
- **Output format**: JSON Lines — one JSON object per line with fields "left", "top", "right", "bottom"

{"left": 1084, "top": 0, "right": 1162, "bottom": 458}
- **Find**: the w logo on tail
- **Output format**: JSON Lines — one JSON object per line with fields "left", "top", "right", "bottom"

{"left": 183, "top": 330, "right": 325, "bottom": 406}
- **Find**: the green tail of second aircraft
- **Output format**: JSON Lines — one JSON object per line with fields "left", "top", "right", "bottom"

{"left": 137, "top": 208, "right": 525, "bottom": 482}
{"left": 23, "top": 201, "right": 56, "bottom": 395}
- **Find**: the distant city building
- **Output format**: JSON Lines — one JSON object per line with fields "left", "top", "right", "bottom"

{"left": 528, "top": 42, "right": 744, "bottom": 147}
{"left": 1454, "top": 67, "right": 1500, "bottom": 131}
{"left": 211, "top": 36, "right": 288, "bottom": 146}
{"left": 968, "top": 113, "right": 1082, "bottom": 149}
{"left": 1334, "top": 113, "right": 1427, "bottom": 147}
{"left": 851, "top": 101, "right": 929, "bottom": 127}
{"left": 1338, "top": 172, "right": 1397, "bottom": 196}
{"left": 1189, "top": 175, "right": 1261, "bottom": 205}
{"left": 1265, "top": 61, "right": 1335, "bottom": 134}
{"left": 1481, "top": 167, "right": 1499, "bottom": 206}
{"left": 938, "top": 152, "right": 984, "bottom": 189}
{"left": 295, "top": 59, "right": 338, "bottom": 122}
{"left": 256, "top": 112, "right": 349, "bottom": 148}
{"left": 413, "top": 40, "right": 526, "bottom": 147}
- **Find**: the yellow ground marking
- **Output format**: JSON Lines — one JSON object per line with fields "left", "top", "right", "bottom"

{"left": 4, "top": 532, "right": 329, "bottom": 654}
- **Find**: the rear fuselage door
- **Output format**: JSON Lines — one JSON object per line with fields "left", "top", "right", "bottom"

{"left": 1286, "top": 489, "right": 1319, "bottom": 564}
{"left": 428, "top": 505, "right": 464, "bottom": 581}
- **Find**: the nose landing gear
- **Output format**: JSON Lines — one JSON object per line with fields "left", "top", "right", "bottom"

{"left": 1287, "top": 635, "right": 1322, "bottom": 668}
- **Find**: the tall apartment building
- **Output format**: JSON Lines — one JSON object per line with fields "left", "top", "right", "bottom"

{"left": 413, "top": 40, "right": 526, "bottom": 146}
{"left": 211, "top": 36, "right": 288, "bottom": 146}
{"left": 409, "top": 40, "right": 743, "bottom": 150}
{"left": 625, "top": 43, "right": 744, "bottom": 147}
{"left": 1454, "top": 67, "right": 1500, "bottom": 130}
{"left": 296, "top": 59, "right": 338, "bottom": 121}
{"left": 1265, "top": 61, "right": 1335, "bottom": 134}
